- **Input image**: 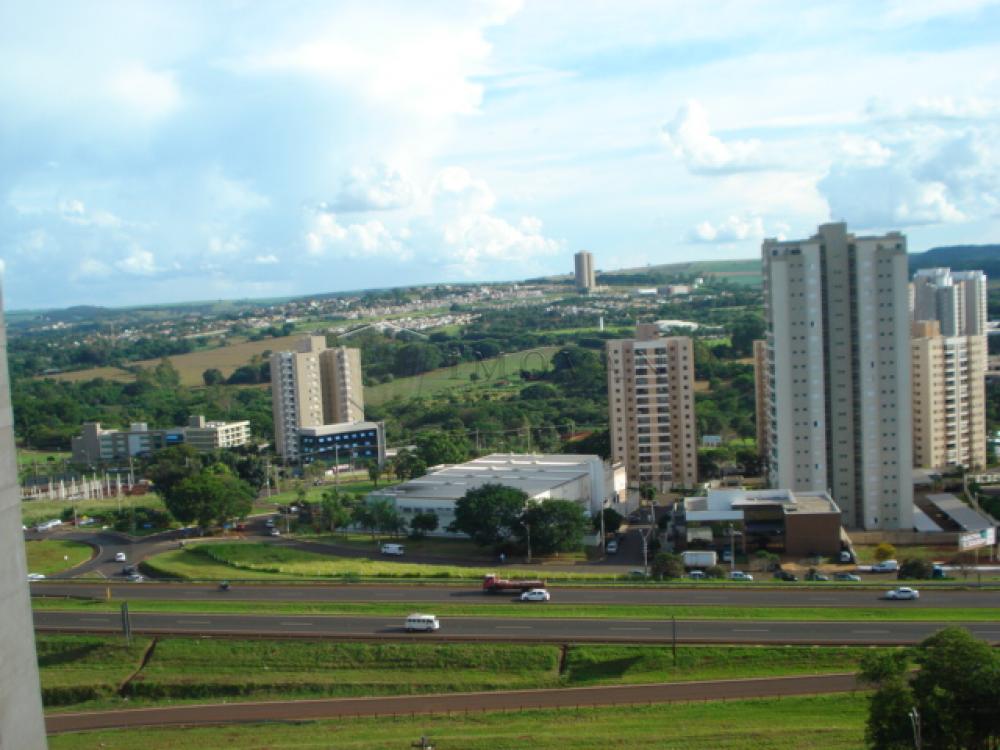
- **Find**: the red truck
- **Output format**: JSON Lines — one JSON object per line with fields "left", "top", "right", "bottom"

{"left": 482, "top": 573, "right": 545, "bottom": 594}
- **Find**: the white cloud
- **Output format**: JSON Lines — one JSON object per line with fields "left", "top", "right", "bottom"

{"left": 836, "top": 135, "right": 892, "bottom": 167}
{"left": 77, "top": 258, "right": 112, "bottom": 279}
{"left": 690, "top": 215, "right": 766, "bottom": 243}
{"left": 207, "top": 234, "right": 246, "bottom": 256}
{"left": 439, "top": 212, "right": 561, "bottom": 269}
{"left": 253, "top": 254, "right": 279, "bottom": 265}
{"left": 661, "top": 101, "right": 765, "bottom": 174}
{"left": 330, "top": 163, "right": 415, "bottom": 212}
{"left": 866, "top": 95, "right": 1000, "bottom": 122}
{"left": 106, "top": 64, "right": 181, "bottom": 122}
{"left": 115, "top": 247, "right": 159, "bottom": 276}
{"left": 430, "top": 166, "right": 496, "bottom": 216}
{"left": 305, "top": 208, "right": 407, "bottom": 259}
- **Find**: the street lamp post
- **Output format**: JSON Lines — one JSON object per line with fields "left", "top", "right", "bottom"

{"left": 525, "top": 522, "right": 532, "bottom": 564}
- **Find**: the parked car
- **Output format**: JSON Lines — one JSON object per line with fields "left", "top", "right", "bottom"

{"left": 774, "top": 570, "right": 798, "bottom": 582}
{"left": 721, "top": 549, "right": 733, "bottom": 563}
{"left": 834, "top": 572, "right": 861, "bottom": 582}
{"left": 380, "top": 543, "right": 405, "bottom": 556}
{"left": 688, "top": 570, "right": 706, "bottom": 580}
{"left": 27, "top": 573, "right": 46, "bottom": 581}
{"left": 886, "top": 587, "right": 920, "bottom": 600}
{"left": 269, "top": 527, "right": 281, "bottom": 537}
{"left": 728, "top": 571, "right": 753, "bottom": 581}
{"left": 605, "top": 539, "right": 619, "bottom": 554}
{"left": 520, "top": 588, "right": 551, "bottom": 602}
{"left": 871, "top": 559, "right": 899, "bottom": 573}
{"left": 805, "top": 571, "right": 831, "bottom": 581}
{"left": 114, "top": 552, "right": 127, "bottom": 562}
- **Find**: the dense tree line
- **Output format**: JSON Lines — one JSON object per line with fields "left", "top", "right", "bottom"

{"left": 8, "top": 333, "right": 196, "bottom": 379}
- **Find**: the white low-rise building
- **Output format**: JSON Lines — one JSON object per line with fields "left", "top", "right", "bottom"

{"left": 369, "top": 453, "right": 624, "bottom": 535}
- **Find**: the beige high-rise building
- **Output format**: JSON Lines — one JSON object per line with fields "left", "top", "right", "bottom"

{"left": 752, "top": 339, "right": 769, "bottom": 461}
{"left": 606, "top": 325, "right": 697, "bottom": 491}
{"left": 762, "top": 223, "right": 913, "bottom": 530}
{"left": 911, "top": 268, "right": 988, "bottom": 336}
{"left": 270, "top": 336, "right": 364, "bottom": 459}
{"left": 911, "top": 321, "right": 987, "bottom": 471}
{"left": 574, "top": 251, "right": 596, "bottom": 292}
{"left": 0, "top": 286, "right": 49, "bottom": 749}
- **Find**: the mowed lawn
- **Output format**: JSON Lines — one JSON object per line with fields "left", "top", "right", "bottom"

{"left": 38, "top": 635, "right": 150, "bottom": 707}
{"left": 25, "top": 540, "right": 93, "bottom": 575}
{"left": 47, "top": 693, "right": 867, "bottom": 749}
{"left": 366, "top": 346, "right": 560, "bottom": 405}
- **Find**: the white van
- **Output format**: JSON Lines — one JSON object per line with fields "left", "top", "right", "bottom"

{"left": 380, "top": 543, "right": 405, "bottom": 556}
{"left": 405, "top": 614, "right": 440, "bottom": 632}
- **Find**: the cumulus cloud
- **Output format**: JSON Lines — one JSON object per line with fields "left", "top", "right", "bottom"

{"left": 661, "top": 101, "right": 765, "bottom": 174}
{"left": 689, "top": 215, "right": 766, "bottom": 243}
{"left": 305, "top": 208, "right": 408, "bottom": 259}
{"left": 329, "top": 163, "right": 415, "bottom": 212}
{"left": 115, "top": 247, "right": 159, "bottom": 276}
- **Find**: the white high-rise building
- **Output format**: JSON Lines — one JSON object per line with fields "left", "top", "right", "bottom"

{"left": 911, "top": 267, "right": 988, "bottom": 336}
{"left": 574, "top": 251, "right": 596, "bottom": 292}
{"left": 270, "top": 336, "right": 364, "bottom": 459}
{"left": 0, "top": 286, "right": 49, "bottom": 748}
{"left": 762, "top": 223, "right": 913, "bottom": 530}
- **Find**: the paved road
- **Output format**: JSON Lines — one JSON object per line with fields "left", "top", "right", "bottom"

{"left": 31, "top": 580, "right": 1000, "bottom": 608}
{"left": 44, "top": 672, "right": 861, "bottom": 733}
{"left": 33, "top": 610, "right": 1000, "bottom": 645}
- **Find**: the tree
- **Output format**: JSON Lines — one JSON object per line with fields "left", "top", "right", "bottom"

{"left": 143, "top": 445, "right": 203, "bottom": 499}
{"left": 367, "top": 460, "right": 383, "bottom": 488}
{"left": 449, "top": 483, "right": 528, "bottom": 547}
{"left": 392, "top": 449, "right": 427, "bottom": 480}
{"left": 409, "top": 511, "right": 439, "bottom": 538}
{"left": 516, "top": 500, "right": 589, "bottom": 555}
{"left": 165, "top": 468, "right": 255, "bottom": 528}
{"left": 319, "top": 489, "right": 353, "bottom": 533}
{"left": 639, "top": 484, "right": 656, "bottom": 504}
{"left": 592, "top": 507, "right": 624, "bottom": 535}
{"left": 897, "top": 558, "right": 933, "bottom": 580}
{"left": 202, "top": 368, "right": 225, "bottom": 386}
{"left": 730, "top": 314, "right": 765, "bottom": 358}
{"left": 415, "top": 431, "right": 468, "bottom": 467}
{"left": 651, "top": 552, "right": 684, "bottom": 579}
{"left": 874, "top": 543, "right": 897, "bottom": 563}
{"left": 353, "top": 497, "right": 403, "bottom": 539}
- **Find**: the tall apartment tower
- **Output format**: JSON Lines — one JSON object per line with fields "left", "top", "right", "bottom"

{"left": 0, "top": 287, "right": 49, "bottom": 748}
{"left": 270, "top": 336, "right": 364, "bottom": 459}
{"left": 911, "top": 268, "right": 988, "bottom": 336}
{"left": 752, "top": 339, "right": 769, "bottom": 461}
{"left": 762, "top": 222, "right": 913, "bottom": 530}
{"left": 606, "top": 324, "right": 698, "bottom": 491}
{"left": 911, "top": 321, "right": 987, "bottom": 470}
{"left": 574, "top": 251, "right": 596, "bottom": 292}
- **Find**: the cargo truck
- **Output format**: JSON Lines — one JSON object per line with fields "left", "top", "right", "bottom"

{"left": 681, "top": 551, "right": 717, "bottom": 568}
{"left": 482, "top": 573, "right": 546, "bottom": 594}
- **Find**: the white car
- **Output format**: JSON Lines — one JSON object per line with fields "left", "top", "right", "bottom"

{"left": 520, "top": 588, "right": 551, "bottom": 602}
{"left": 728, "top": 571, "right": 754, "bottom": 581}
{"left": 27, "top": 573, "right": 46, "bottom": 581}
{"left": 270, "top": 528, "right": 281, "bottom": 537}
{"left": 114, "top": 552, "right": 127, "bottom": 562}
{"left": 886, "top": 587, "right": 919, "bottom": 600}
{"left": 605, "top": 539, "right": 619, "bottom": 554}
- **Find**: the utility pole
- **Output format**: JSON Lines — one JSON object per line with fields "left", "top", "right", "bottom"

{"left": 909, "top": 707, "right": 922, "bottom": 750}
{"left": 599, "top": 502, "right": 606, "bottom": 559}
{"left": 525, "top": 522, "right": 532, "bottom": 564}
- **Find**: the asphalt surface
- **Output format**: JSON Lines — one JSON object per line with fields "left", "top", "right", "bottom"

{"left": 31, "top": 580, "right": 1000, "bottom": 608}
{"left": 33, "top": 610, "right": 1000, "bottom": 645}
{"left": 44, "top": 672, "right": 861, "bottom": 733}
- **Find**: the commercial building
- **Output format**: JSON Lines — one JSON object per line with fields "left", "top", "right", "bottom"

{"left": 270, "top": 336, "right": 364, "bottom": 459}
{"left": 0, "top": 288, "right": 49, "bottom": 747}
{"left": 298, "top": 420, "right": 385, "bottom": 465}
{"left": 762, "top": 222, "right": 912, "bottom": 530}
{"left": 574, "top": 251, "right": 596, "bottom": 292}
{"left": 674, "top": 488, "right": 843, "bottom": 558}
{"left": 606, "top": 325, "right": 698, "bottom": 490}
{"left": 71, "top": 415, "right": 251, "bottom": 464}
{"left": 752, "top": 338, "right": 769, "bottom": 460}
{"left": 368, "top": 453, "right": 622, "bottom": 535}
{"left": 911, "top": 321, "right": 987, "bottom": 470}
{"left": 911, "top": 267, "right": 988, "bottom": 336}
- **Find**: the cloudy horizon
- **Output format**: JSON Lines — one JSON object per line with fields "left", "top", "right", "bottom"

{"left": 2, "top": 0, "right": 999, "bottom": 310}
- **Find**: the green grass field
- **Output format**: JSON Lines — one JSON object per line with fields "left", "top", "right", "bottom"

{"left": 25, "top": 540, "right": 93, "bottom": 575}
{"left": 47, "top": 693, "right": 866, "bottom": 749}
{"left": 366, "top": 346, "right": 560, "bottom": 405}
{"left": 37, "top": 632, "right": 879, "bottom": 713}
{"left": 21, "top": 494, "right": 167, "bottom": 528}
{"left": 33, "top": 595, "right": 1000, "bottom": 622}
{"left": 16, "top": 449, "right": 71, "bottom": 469}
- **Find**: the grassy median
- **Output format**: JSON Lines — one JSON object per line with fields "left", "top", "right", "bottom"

{"left": 48, "top": 693, "right": 867, "bottom": 749}
{"left": 25, "top": 540, "right": 93, "bottom": 576}
{"left": 38, "top": 633, "right": 879, "bottom": 712}
{"left": 32, "top": 595, "right": 1000, "bottom": 622}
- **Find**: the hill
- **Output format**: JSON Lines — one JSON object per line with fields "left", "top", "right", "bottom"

{"left": 909, "top": 245, "right": 1000, "bottom": 279}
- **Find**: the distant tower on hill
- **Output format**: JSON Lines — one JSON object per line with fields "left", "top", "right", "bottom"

{"left": 574, "top": 251, "right": 596, "bottom": 292}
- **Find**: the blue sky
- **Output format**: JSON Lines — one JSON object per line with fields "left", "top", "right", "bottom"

{"left": 1, "top": 0, "right": 999, "bottom": 309}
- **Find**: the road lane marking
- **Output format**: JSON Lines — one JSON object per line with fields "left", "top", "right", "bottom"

{"left": 177, "top": 619, "right": 211, "bottom": 625}
{"left": 280, "top": 621, "right": 314, "bottom": 627}
{"left": 80, "top": 618, "right": 111, "bottom": 623}
{"left": 610, "top": 627, "right": 651, "bottom": 631}
{"left": 733, "top": 628, "right": 770, "bottom": 633}
{"left": 496, "top": 625, "right": 531, "bottom": 629}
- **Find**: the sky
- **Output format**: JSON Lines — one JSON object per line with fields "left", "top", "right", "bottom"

{"left": 1, "top": 0, "right": 999, "bottom": 310}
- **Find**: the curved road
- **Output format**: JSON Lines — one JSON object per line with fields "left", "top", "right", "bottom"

{"left": 45, "top": 672, "right": 861, "bottom": 733}
{"left": 33, "top": 610, "right": 1000, "bottom": 645}
{"left": 32, "top": 580, "right": 1000, "bottom": 608}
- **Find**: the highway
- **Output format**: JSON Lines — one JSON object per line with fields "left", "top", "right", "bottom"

{"left": 33, "top": 609, "right": 1000, "bottom": 645}
{"left": 32, "top": 580, "right": 1000, "bottom": 608}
